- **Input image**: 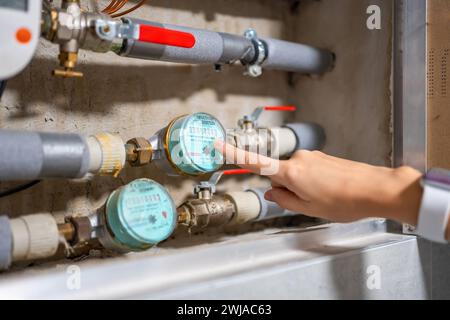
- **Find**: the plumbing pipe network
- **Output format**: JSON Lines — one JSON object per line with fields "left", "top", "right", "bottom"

{"left": 41, "top": 0, "right": 334, "bottom": 78}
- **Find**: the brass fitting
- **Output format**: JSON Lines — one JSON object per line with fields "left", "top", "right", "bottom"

{"left": 177, "top": 195, "right": 236, "bottom": 230}
{"left": 58, "top": 222, "right": 76, "bottom": 242}
{"left": 52, "top": 52, "right": 83, "bottom": 78}
{"left": 177, "top": 206, "right": 192, "bottom": 226}
{"left": 126, "top": 137, "right": 153, "bottom": 167}
{"left": 58, "top": 216, "right": 94, "bottom": 258}
{"left": 42, "top": 0, "right": 117, "bottom": 79}
{"left": 66, "top": 216, "right": 93, "bottom": 246}
{"left": 67, "top": 216, "right": 93, "bottom": 244}
{"left": 41, "top": 7, "right": 59, "bottom": 41}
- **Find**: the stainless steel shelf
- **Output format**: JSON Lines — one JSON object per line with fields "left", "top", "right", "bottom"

{"left": 1, "top": 219, "right": 448, "bottom": 299}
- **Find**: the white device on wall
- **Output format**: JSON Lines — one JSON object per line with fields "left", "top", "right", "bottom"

{"left": 0, "top": 0, "right": 41, "bottom": 80}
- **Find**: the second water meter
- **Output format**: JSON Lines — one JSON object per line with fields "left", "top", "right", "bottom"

{"left": 99, "top": 179, "right": 177, "bottom": 252}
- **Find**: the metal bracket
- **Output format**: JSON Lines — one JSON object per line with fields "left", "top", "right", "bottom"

{"left": 243, "top": 29, "right": 267, "bottom": 78}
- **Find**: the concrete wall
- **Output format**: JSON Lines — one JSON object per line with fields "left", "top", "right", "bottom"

{"left": 0, "top": 0, "right": 392, "bottom": 228}
{"left": 291, "top": 0, "right": 393, "bottom": 165}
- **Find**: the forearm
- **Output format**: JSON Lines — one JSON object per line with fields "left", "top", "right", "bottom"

{"left": 447, "top": 222, "right": 450, "bottom": 241}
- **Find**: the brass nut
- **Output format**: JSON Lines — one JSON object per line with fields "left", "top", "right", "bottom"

{"left": 126, "top": 137, "right": 153, "bottom": 167}
{"left": 67, "top": 216, "right": 93, "bottom": 243}
{"left": 53, "top": 52, "right": 83, "bottom": 78}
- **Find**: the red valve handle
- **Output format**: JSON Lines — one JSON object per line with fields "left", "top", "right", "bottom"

{"left": 263, "top": 106, "right": 297, "bottom": 112}
{"left": 221, "top": 169, "right": 253, "bottom": 176}
{"left": 138, "top": 25, "right": 196, "bottom": 48}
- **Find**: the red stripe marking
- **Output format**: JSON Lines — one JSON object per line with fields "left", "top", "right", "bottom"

{"left": 222, "top": 169, "right": 252, "bottom": 176}
{"left": 263, "top": 106, "right": 297, "bottom": 112}
{"left": 138, "top": 24, "right": 196, "bottom": 48}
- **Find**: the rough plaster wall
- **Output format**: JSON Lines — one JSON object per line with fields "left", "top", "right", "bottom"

{"left": 290, "top": 0, "right": 393, "bottom": 166}
{"left": 0, "top": 0, "right": 295, "bottom": 220}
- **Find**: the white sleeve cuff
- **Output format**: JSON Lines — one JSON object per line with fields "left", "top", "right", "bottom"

{"left": 416, "top": 184, "right": 450, "bottom": 244}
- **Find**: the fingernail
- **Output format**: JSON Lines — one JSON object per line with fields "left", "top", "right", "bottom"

{"left": 264, "top": 191, "right": 273, "bottom": 202}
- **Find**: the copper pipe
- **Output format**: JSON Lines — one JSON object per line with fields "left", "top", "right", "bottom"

{"left": 106, "top": 0, "right": 127, "bottom": 14}
{"left": 102, "top": 0, "right": 119, "bottom": 13}
{"left": 108, "top": 0, "right": 129, "bottom": 14}
{"left": 111, "top": 0, "right": 147, "bottom": 18}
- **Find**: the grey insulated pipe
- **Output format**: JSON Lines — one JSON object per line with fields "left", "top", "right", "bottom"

{"left": 0, "top": 130, "right": 126, "bottom": 181}
{"left": 262, "top": 39, "right": 333, "bottom": 74}
{"left": 0, "top": 216, "right": 12, "bottom": 270}
{"left": 119, "top": 18, "right": 333, "bottom": 75}
{"left": 0, "top": 130, "right": 90, "bottom": 181}
{"left": 285, "top": 122, "right": 326, "bottom": 152}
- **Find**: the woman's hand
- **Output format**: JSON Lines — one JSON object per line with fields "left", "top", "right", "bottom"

{"left": 215, "top": 141, "right": 423, "bottom": 225}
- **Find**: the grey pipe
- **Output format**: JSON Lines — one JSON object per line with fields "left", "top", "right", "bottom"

{"left": 261, "top": 38, "right": 334, "bottom": 74}
{"left": 0, "top": 216, "right": 12, "bottom": 270}
{"left": 120, "top": 18, "right": 254, "bottom": 65}
{"left": 119, "top": 18, "right": 333, "bottom": 74}
{"left": 0, "top": 130, "right": 90, "bottom": 181}
{"left": 285, "top": 122, "right": 327, "bottom": 152}
{"left": 248, "top": 188, "right": 299, "bottom": 221}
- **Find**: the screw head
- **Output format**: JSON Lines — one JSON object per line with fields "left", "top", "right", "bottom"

{"left": 100, "top": 24, "right": 111, "bottom": 34}
{"left": 244, "top": 29, "right": 257, "bottom": 39}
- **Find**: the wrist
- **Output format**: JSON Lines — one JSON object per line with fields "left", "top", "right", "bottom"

{"left": 369, "top": 166, "right": 423, "bottom": 225}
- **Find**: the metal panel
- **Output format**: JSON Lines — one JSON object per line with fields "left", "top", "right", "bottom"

{"left": 394, "top": 0, "right": 427, "bottom": 171}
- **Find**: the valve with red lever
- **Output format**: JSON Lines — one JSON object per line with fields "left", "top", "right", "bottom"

{"left": 230, "top": 105, "right": 326, "bottom": 159}
{"left": 231, "top": 106, "right": 299, "bottom": 159}
{"left": 237, "top": 106, "right": 297, "bottom": 130}
{"left": 95, "top": 19, "right": 196, "bottom": 48}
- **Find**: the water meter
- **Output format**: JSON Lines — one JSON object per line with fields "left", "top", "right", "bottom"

{"left": 150, "top": 112, "right": 226, "bottom": 176}
{"left": 99, "top": 179, "right": 177, "bottom": 252}
{"left": 0, "top": 0, "right": 41, "bottom": 79}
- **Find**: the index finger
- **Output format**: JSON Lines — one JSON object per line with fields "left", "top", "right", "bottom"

{"left": 214, "top": 140, "right": 286, "bottom": 181}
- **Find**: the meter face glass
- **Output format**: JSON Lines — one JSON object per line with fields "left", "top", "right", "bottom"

{"left": 0, "top": 0, "right": 28, "bottom": 11}
{"left": 107, "top": 179, "right": 177, "bottom": 248}
{"left": 168, "top": 113, "right": 225, "bottom": 175}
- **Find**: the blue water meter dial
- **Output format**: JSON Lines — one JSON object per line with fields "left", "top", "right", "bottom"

{"left": 164, "top": 113, "right": 225, "bottom": 176}
{"left": 105, "top": 179, "right": 177, "bottom": 251}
